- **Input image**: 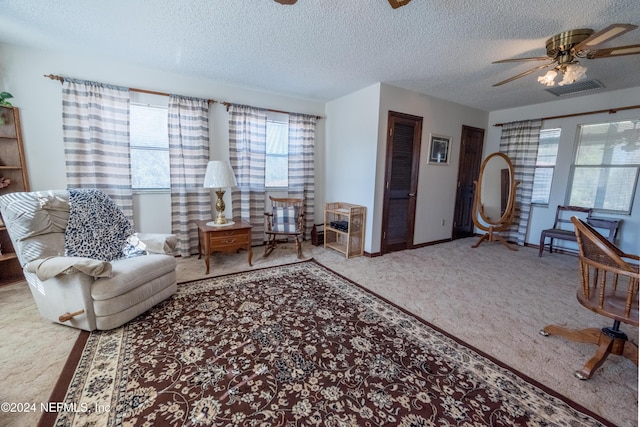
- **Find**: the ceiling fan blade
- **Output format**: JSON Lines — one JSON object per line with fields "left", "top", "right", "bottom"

{"left": 388, "top": 0, "right": 412, "bottom": 8}
{"left": 274, "top": 0, "right": 297, "bottom": 4}
{"left": 492, "top": 57, "right": 551, "bottom": 64}
{"left": 573, "top": 23, "right": 638, "bottom": 52}
{"left": 586, "top": 43, "right": 640, "bottom": 58}
{"left": 492, "top": 62, "right": 555, "bottom": 87}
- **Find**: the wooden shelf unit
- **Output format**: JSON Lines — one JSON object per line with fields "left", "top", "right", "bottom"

{"left": 324, "top": 202, "right": 366, "bottom": 258}
{"left": 0, "top": 106, "right": 30, "bottom": 286}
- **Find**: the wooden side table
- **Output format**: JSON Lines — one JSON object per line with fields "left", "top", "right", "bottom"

{"left": 195, "top": 220, "right": 253, "bottom": 274}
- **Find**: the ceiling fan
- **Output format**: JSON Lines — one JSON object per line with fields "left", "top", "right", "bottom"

{"left": 492, "top": 23, "right": 640, "bottom": 87}
{"left": 274, "top": 0, "right": 412, "bottom": 8}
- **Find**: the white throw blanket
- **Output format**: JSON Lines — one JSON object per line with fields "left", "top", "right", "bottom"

{"left": 26, "top": 256, "right": 113, "bottom": 281}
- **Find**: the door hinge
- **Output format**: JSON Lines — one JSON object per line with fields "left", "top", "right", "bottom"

{"left": 389, "top": 127, "right": 393, "bottom": 137}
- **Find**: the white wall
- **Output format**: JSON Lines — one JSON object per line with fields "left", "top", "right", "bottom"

{"left": 325, "top": 84, "right": 381, "bottom": 252}
{"left": 375, "top": 84, "right": 488, "bottom": 252}
{"left": 0, "top": 42, "right": 325, "bottom": 233}
{"left": 3, "top": 41, "right": 636, "bottom": 254}
{"left": 324, "top": 83, "right": 489, "bottom": 254}
{"left": 487, "top": 87, "right": 640, "bottom": 254}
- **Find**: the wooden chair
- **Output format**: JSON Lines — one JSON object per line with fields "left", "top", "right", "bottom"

{"left": 585, "top": 216, "right": 621, "bottom": 245}
{"left": 538, "top": 205, "right": 592, "bottom": 257}
{"left": 264, "top": 196, "right": 305, "bottom": 258}
{"left": 541, "top": 217, "right": 639, "bottom": 379}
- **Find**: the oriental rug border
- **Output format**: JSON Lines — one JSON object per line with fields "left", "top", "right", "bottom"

{"left": 40, "top": 259, "right": 615, "bottom": 426}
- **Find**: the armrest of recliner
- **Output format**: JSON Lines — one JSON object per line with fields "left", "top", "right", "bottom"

{"left": 131, "top": 233, "right": 177, "bottom": 255}
{"left": 25, "top": 256, "right": 113, "bottom": 281}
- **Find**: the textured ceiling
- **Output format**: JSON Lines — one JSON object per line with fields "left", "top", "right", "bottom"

{"left": 1, "top": 0, "right": 639, "bottom": 111}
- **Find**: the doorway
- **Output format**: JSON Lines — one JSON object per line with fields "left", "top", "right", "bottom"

{"left": 381, "top": 111, "right": 422, "bottom": 254}
{"left": 452, "top": 125, "right": 484, "bottom": 239}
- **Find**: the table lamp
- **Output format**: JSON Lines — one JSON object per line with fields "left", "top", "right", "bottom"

{"left": 203, "top": 160, "right": 238, "bottom": 226}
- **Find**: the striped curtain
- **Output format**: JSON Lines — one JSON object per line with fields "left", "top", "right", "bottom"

{"left": 288, "top": 113, "right": 317, "bottom": 239}
{"left": 168, "top": 95, "right": 211, "bottom": 257}
{"left": 499, "top": 119, "right": 542, "bottom": 245}
{"left": 62, "top": 79, "right": 133, "bottom": 219}
{"left": 228, "top": 104, "right": 268, "bottom": 245}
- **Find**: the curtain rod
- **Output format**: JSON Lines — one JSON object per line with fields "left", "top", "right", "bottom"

{"left": 44, "top": 74, "right": 217, "bottom": 104}
{"left": 45, "top": 74, "right": 323, "bottom": 119}
{"left": 493, "top": 104, "right": 640, "bottom": 127}
{"left": 222, "top": 101, "right": 323, "bottom": 120}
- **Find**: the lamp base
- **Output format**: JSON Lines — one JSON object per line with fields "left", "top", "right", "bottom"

{"left": 209, "top": 189, "right": 234, "bottom": 227}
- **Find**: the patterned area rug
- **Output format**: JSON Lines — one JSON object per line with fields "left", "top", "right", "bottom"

{"left": 42, "top": 260, "right": 614, "bottom": 426}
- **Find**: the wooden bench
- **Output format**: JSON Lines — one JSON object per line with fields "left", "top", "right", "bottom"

{"left": 586, "top": 216, "right": 621, "bottom": 244}
{"left": 538, "top": 206, "right": 622, "bottom": 257}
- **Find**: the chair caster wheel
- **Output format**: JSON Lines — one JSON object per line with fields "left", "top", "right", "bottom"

{"left": 574, "top": 371, "right": 589, "bottom": 380}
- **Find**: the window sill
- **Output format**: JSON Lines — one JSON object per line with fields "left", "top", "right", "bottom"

{"left": 133, "top": 189, "right": 170, "bottom": 195}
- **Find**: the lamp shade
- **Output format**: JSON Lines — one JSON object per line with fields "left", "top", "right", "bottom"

{"left": 203, "top": 160, "right": 238, "bottom": 189}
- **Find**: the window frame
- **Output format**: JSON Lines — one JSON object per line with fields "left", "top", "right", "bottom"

{"left": 531, "top": 128, "right": 561, "bottom": 206}
{"left": 566, "top": 119, "right": 640, "bottom": 214}
{"left": 129, "top": 101, "right": 171, "bottom": 193}
{"left": 265, "top": 112, "right": 290, "bottom": 189}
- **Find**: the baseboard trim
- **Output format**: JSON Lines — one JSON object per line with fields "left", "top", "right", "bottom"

{"left": 365, "top": 238, "right": 453, "bottom": 258}
{"left": 412, "top": 238, "right": 453, "bottom": 249}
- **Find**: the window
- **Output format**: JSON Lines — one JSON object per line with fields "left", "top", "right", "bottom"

{"left": 265, "top": 114, "right": 289, "bottom": 188}
{"left": 568, "top": 119, "right": 640, "bottom": 213}
{"left": 130, "top": 103, "right": 170, "bottom": 190}
{"left": 531, "top": 128, "right": 560, "bottom": 205}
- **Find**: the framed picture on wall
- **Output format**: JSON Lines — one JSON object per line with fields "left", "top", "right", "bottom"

{"left": 428, "top": 134, "right": 451, "bottom": 165}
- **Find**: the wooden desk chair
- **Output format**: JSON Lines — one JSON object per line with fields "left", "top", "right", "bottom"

{"left": 541, "top": 217, "right": 639, "bottom": 379}
{"left": 538, "top": 205, "right": 592, "bottom": 257}
{"left": 264, "top": 196, "right": 305, "bottom": 258}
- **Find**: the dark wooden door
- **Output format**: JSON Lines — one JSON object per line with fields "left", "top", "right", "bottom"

{"left": 382, "top": 111, "right": 422, "bottom": 254}
{"left": 452, "top": 125, "right": 484, "bottom": 239}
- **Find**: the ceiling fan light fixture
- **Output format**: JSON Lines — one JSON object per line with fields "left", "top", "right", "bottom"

{"left": 494, "top": 23, "right": 639, "bottom": 87}
{"left": 558, "top": 63, "right": 587, "bottom": 86}
{"left": 537, "top": 62, "right": 587, "bottom": 87}
{"left": 537, "top": 70, "right": 558, "bottom": 86}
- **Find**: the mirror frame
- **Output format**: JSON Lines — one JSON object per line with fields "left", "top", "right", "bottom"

{"left": 471, "top": 152, "right": 521, "bottom": 250}
{"left": 476, "top": 152, "right": 515, "bottom": 226}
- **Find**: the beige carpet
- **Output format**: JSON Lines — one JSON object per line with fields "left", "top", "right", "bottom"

{"left": 0, "top": 238, "right": 637, "bottom": 426}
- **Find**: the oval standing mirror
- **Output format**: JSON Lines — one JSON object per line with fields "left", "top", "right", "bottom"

{"left": 479, "top": 153, "right": 511, "bottom": 225}
{"left": 471, "top": 152, "right": 520, "bottom": 250}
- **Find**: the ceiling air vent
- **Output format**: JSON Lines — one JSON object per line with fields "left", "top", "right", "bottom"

{"left": 544, "top": 79, "right": 605, "bottom": 97}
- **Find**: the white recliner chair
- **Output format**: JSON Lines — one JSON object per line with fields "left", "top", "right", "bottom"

{"left": 0, "top": 189, "right": 177, "bottom": 331}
